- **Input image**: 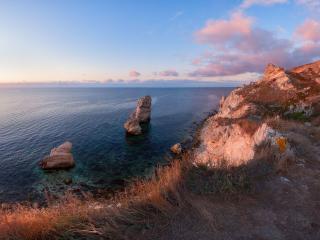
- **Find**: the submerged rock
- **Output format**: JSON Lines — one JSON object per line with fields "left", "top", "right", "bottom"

{"left": 39, "top": 141, "right": 75, "bottom": 170}
{"left": 124, "top": 96, "right": 152, "bottom": 135}
{"left": 171, "top": 143, "right": 182, "bottom": 154}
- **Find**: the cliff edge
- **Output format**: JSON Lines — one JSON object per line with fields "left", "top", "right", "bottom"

{"left": 1, "top": 61, "right": 320, "bottom": 240}
{"left": 194, "top": 61, "right": 320, "bottom": 170}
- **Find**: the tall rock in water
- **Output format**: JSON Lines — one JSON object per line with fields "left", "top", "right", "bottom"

{"left": 124, "top": 96, "right": 152, "bottom": 135}
{"left": 134, "top": 96, "right": 152, "bottom": 123}
{"left": 39, "top": 141, "right": 75, "bottom": 170}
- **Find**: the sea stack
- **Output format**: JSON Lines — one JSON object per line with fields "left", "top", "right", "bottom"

{"left": 39, "top": 141, "right": 75, "bottom": 170}
{"left": 124, "top": 96, "right": 152, "bottom": 135}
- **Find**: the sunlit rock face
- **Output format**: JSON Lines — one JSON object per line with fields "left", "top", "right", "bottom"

{"left": 263, "top": 63, "right": 294, "bottom": 90}
{"left": 39, "top": 141, "right": 75, "bottom": 170}
{"left": 215, "top": 89, "right": 245, "bottom": 119}
{"left": 194, "top": 60, "right": 320, "bottom": 169}
{"left": 124, "top": 116, "right": 142, "bottom": 135}
{"left": 171, "top": 143, "right": 182, "bottom": 154}
{"left": 291, "top": 60, "right": 320, "bottom": 84}
{"left": 134, "top": 96, "right": 152, "bottom": 123}
{"left": 124, "top": 96, "right": 152, "bottom": 135}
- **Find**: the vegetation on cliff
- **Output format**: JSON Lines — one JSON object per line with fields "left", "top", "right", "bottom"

{"left": 1, "top": 61, "right": 320, "bottom": 240}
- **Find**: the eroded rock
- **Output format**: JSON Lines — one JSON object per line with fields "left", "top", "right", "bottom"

{"left": 134, "top": 96, "right": 152, "bottom": 123}
{"left": 124, "top": 96, "right": 152, "bottom": 135}
{"left": 39, "top": 141, "right": 75, "bottom": 170}
{"left": 124, "top": 116, "right": 142, "bottom": 135}
{"left": 192, "top": 61, "right": 320, "bottom": 169}
{"left": 171, "top": 143, "right": 182, "bottom": 154}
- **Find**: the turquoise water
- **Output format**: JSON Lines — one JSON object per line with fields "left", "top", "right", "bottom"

{"left": 0, "top": 87, "right": 232, "bottom": 202}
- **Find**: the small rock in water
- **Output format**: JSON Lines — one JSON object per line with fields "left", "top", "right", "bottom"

{"left": 124, "top": 96, "right": 152, "bottom": 135}
{"left": 171, "top": 143, "right": 182, "bottom": 154}
{"left": 39, "top": 141, "right": 75, "bottom": 170}
{"left": 64, "top": 178, "right": 73, "bottom": 185}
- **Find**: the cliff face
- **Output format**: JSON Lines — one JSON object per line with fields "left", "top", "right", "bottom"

{"left": 194, "top": 61, "right": 320, "bottom": 169}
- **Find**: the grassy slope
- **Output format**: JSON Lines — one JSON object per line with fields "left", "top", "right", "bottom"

{"left": 1, "top": 62, "right": 320, "bottom": 240}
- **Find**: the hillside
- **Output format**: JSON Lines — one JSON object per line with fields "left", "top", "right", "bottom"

{"left": 1, "top": 61, "right": 320, "bottom": 240}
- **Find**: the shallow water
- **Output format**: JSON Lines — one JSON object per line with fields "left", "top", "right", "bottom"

{"left": 0, "top": 87, "right": 232, "bottom": 202}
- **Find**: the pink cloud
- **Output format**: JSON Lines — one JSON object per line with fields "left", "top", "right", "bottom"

{"left": 195, "top": 12, "right": 253, "bottom": 48}
{"left": 190, "top": 14, "right": 320, "bottom": 77}
{"left": 158, "top": 70, "right": 179, "bottom": 77}
{"left": 295, "top": 19, "right": 320, "bottom": 42}
{"left": 195, "top": 12, "right": 290, "bottom": 53}
{"left": 129, "top": 70, "right": 141, "bottom": 78}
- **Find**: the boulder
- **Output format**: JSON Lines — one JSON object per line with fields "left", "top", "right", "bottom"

{"left": 50, "top": 141, "right": 72, "bottom": 156}
{"left": 39, "top": 141, "right": 75, "bottom": 170}
{"left": 124, "top": 96, "right": 152, "bottom": 135}
{"left": 171, "top": 143, "right": 182, "bottom": 154}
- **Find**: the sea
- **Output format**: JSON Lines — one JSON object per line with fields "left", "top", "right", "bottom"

{"left": 0, "top": 87, "right": 232, "bottom": 202}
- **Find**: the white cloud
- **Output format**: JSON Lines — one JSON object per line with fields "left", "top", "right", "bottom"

{"left": 170, "top": 11, "right": 184, "bottom": 21}
{"left": 295, "top": 0, "right": 320, "bottom": 12}
{"left": 240, "top": 0, "right": 288, "bottom": 9}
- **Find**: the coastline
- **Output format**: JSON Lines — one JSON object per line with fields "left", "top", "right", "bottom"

{"left": 1, "top": 61, "right": 320, "bottom": 239}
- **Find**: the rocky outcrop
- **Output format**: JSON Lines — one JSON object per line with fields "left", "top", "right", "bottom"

{"left": 124, "top": 96, "right": 152, "bottom": 135}
{"left": 263, "top": 64, "right": 294, "bottom": 90}
{"left": 134, "top": 96, "right": 152, "bottom": 123}
{"left": 39, "top": 141, "right": 75, "bottom": 170}
{"left": 194, "top": 60, "right": 320, "bottom": 170}
{"left": 291, "top": 60, "right": 320, "bottom": 84}
{"left": 124, "top": 116, "right": 142, "bottom": 135}
{"left": 171, "top": 143, "right": 182, "bottom": 155}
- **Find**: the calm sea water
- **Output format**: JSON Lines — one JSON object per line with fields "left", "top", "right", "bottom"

{"left": 0, "top": 87, "right": 232, "bottom": 202}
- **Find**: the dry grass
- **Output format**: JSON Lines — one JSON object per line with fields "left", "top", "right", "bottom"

{"left": 0, "top": 144, "right": 284, "bottom": 239}
{"left": 0, "top": 154, "right": 190, "bottom": 240}
{"left": 0, "top": 193, "right": 100, "bottom": 240}
{"left": 237, "top": 119, "right": 261, "bottom": 136}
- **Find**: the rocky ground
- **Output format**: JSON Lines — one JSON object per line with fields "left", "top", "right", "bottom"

{"left": 134, "top": 61, "right": 320, "bottom": 240}
{"left": 1, "top": 61, "right": 319, "bottom": 240}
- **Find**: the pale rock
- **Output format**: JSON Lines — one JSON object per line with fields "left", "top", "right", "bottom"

{"left": 194, "top": 121, "right": 294, "bottom": 169}
{"left": 215, "top": 89, "right": 245, "bottom": 118}
{"left": 264, "top": 64, "right": 294, "bottom": 90}
{"left": 39, "top": 141, "right": 75, "bottom": 170}
{"left": 171, "top": 143, "right": 182, "bottom": 154}
{"left": 285, "top": 102, "right": 313, "bottom": 117}
{"left": 124, "top": 96, "right": 152, "bottom": 135}
{"left": 134, "top": 96, "right": 152, "bottom": 123}
{"left": 124, "top": 116, "right": 142, "bottom": 135}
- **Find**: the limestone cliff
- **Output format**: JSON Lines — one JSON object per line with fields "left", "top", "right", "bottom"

{"left": 194, "top": 61, "right": 320, "bottom": 170}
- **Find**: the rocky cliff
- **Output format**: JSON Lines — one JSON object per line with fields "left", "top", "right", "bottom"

{"left": 194, "top": 60, "right": 320, "bottom": 170}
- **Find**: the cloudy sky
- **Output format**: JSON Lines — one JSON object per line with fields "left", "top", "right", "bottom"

{"left": 0, "top": 0, "right": 319, "bottom": 86}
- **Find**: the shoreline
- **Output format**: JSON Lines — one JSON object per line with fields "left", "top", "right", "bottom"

{"left": 0, "top": 108, "right": 220, "bottom": 208}
{"left": 1, "top": 60, "right": 319, "bottom": 239}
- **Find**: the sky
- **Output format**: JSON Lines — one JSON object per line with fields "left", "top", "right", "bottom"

{"left": 0, "top": 0, "right": 319, "bottom": 86}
